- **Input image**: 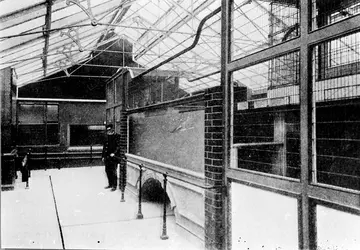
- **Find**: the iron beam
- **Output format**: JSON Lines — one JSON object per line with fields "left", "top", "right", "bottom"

{"left": 42, "top": 0, "right": 53, "bottom": 76}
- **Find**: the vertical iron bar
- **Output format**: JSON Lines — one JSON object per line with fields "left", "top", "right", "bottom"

{"left": 120, "top": 163, "right": 125, "bottom": 202}
{"left": 120, "top": 157, "right": 126, "bottom": 202}
{"left": 44, "top": 146, "right": 48, "bottom": 170}
{"left": 299, "top": 0, "right": 312, "bottom": 248}
{"left": 90, "top": 144, "right": 93, "bottom": 163}
{"left": 136, "top": 164, "right": 143, "bottom": 219}
{"left": 160, "top": 173, "right": 169, "bottom": 240}
{"left": 42, "top": 0, "right": 53, "bottom": 76}
{"left": 222, "top": 0, "right": 231, "bottom": 249}
{"left": 120, "top": 178, "right": 125, "bottom": 202}
{"left": 26, "top": 150, "right": 31, "bottom": 189}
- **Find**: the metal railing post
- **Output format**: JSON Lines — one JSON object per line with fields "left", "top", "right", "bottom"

{"left": 44, "top": 146, "right": 48, "bottom": 170}
{"left": 26, "top": 149, "right": 31, "bottom": 189}
{"left": 136, "top": 164, "right": 144, "bottom": 219}
{"left": 120, "top": 157, "right": 126, "bottom": 202}
{"left": 160, "top": 173, "right": 169, "bottom": 240}
{"left": 90, "top": 144, "right": 93, "bottom": 163}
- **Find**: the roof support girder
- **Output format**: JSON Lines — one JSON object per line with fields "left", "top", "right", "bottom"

{"left": 42, "top": 0, "right": 53, "bottom": 76}
{"left": 134, "top": 0, "right": 216, "bottom": 60}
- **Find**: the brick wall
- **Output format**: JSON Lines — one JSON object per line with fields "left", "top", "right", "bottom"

{"left": 204, "top": 86, "right": 226, "bottom": 250}
{"left": 118, "top": 109, "right": 128, "bottom": 193}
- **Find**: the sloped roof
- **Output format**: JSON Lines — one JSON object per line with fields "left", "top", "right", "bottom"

{"left": 0, "top": 0, "right": 300, "bottom": 94}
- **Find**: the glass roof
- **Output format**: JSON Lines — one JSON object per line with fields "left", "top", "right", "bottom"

{"left": 0, "top": 0, "right": 300, "bottom": 94}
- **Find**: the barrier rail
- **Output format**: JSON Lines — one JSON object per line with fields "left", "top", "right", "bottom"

{"left": 18, "top": 145, "right": 102, "bottom": 169}
{"left": 118, "top": 153, "right": 223, "bottom": 240}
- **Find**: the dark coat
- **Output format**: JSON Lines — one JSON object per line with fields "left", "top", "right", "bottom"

{"left": 102, "top": 133, "right": 120, "bottom": 162}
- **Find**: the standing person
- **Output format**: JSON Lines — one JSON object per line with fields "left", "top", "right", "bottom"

{"left": 102, "top": 124, "right": 119, "bottom": 191}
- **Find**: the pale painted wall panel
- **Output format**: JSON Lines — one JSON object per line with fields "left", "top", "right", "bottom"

{"left": 317, "top": 205, "right": 360, "bottom": 250}
{"left": 231, "top": 183, "right": 299, "bottom": 249}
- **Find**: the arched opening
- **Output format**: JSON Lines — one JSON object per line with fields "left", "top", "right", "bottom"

{"left": 141, "top": 178, "right": 171, "bottom": 206}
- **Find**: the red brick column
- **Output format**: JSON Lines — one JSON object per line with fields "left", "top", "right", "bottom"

{"left": 204, "top": 86, "right": 226, "bottom": 250}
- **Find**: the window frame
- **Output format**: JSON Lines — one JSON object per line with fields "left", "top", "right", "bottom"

{"left": 16, "top": 101, "right": 59, "bottom": 146}
{"left": 224, "top": 1, "right": 360, "bottom": 249}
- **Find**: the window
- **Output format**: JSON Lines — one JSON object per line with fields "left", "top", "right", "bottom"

{"left": 126, "top": 75, "right": 184, "bottom": 109}
{"left": 115, "top": 106, "right": 121, "bottom": 134}
{"left": 106, "top": 80, "right": 115, "bottom": 105}
{"left": 227, "top": 2, "right": 360, "bottom": 249}
{"left": 231, "top": 52, "right": 300, "bottom": 179}
{"left": 70, "top": 125, "right": 105, "bottom": 146}
{"left": 231, "top": 0, "right": 300, "bottom": 61}
{"left": 17, "top": 103, "right": 59, "bottom": 145}
{"left": 316, "top": 32, "right": 360, "bottom": 80}
{"left": 115, "top": 76, "right": 123, "bottom": 104}
{"left": 311, "top": 0, "right": 360, "bottom": 30}
{"left": 106, "top": 108, "right": 114, "bottom": 126}
{"left": 313, "top": 32, "right": 360, "bottom": 191}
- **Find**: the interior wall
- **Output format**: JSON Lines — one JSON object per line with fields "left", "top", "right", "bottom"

{"left": 231, "top": 182, "right": 299, "bottom": 249}
{"left": 129, "top": 108, "right": 204, "bottom": 173}
{"left": 59, "top": 102, "right": 106, "bottom": 148}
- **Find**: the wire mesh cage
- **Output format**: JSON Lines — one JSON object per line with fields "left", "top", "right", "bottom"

{"left": 231, "top": 51, "right": 300, "bottom": 179}
{"left": 311, "top": 0, "right": 360, "bottom": 30}
{"left": 231, "top": 0, "right": 300, "bottom": 61}
{"left": 312, "top": 31, "right": 360, "bottom": 191}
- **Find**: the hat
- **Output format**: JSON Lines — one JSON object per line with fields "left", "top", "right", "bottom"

{"left": 106, "top": 124, "right": 113, "bottom": 130}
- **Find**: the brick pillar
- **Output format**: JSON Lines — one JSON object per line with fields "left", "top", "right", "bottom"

{"left": 118, "top": 109, "right": 128, "bottom": 192}
{"left": 204, "top": 86, "right": 226, "bottom": 250}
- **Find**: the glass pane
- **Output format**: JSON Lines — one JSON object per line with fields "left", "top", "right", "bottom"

{"left": 70, "top": 125, "right": 105, "bottom": 146}
{"left": 127, "top": 74, "right": 186, "bottom": 109}
{"left": 312, "top": 32, "right": 360, "bottom": 191}
{"left": 17, "top": 124, "right": 45, "bottom": 145}
{"left": 0, "top": 0, "right": 45, "bottom": 17}
{"left": 163, "top": 76, "right": 180, "bottom": 102}
{"left": 317, "top": 205, "right": 360, "bottom": 249}
{"left": 231, "top": 52, "right": 300, "bottom": 178}
{"left": 115, "top": 106, "right": 121, "bottom": 134}
{"left": 106, "top": 108, "right": 114, "bottom": 126}
{"left": 311, "top": 0, "right": 360, "bottom": 31}
{"left": 231, "top": 183, "right": 299, "bottom": 249}
{"left": 115, "top": 76, "right": 123, "bottom": 104}
{"left": 47, "top": 105, "right": 58, "bottom": 122}
{"left": 231, "top": 0, "right": 300, "bottom": 61}
{"left": 1, "top": 16, "right": 44, "bottom": 39}
{"left": 47, "top": 124, "right": 59, "bottom": 145}
{"left": 18, "top": 104, "right": 44, "bottom": 124}
{"left": 106, "top": 81, "right": 114, "bottom": 105}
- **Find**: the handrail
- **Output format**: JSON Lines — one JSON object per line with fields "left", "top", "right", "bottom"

{"left": 117, "top": 153, "right": 223, "bottom": 241}
{"left": 232, "top": 141, "right": 283, "bottom": 148}
{"left": 120, "top": 153, "right": 222, "bottom": 190}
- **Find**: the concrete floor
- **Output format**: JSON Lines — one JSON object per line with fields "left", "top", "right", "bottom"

{"left": 1, "top": 166, "right": 203, "bottom": 249}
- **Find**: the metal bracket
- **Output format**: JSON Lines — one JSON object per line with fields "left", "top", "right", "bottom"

{"left": 60, "top": 28, "right": 84, "bottom": 52}
{"left": 55, "top": 60, "right": 70, "bottom": 77}
{"left": 66, "top": 0, "right": 98, "bottom": 26}
{"left": 57, "top": 44, "right": 75, "bottom": 65}
{"left": 132, "top": 16, "right": 143, "bottom": 26}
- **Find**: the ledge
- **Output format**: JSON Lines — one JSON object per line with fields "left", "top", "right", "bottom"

{"left": 233, "top": 142, "right": 283, "bottom": 148}
{"left": 67, "top": 146, "right": 102, "bottom": 151}
{"left": 125, "top": 153, "right": 208, "bottom": 189}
